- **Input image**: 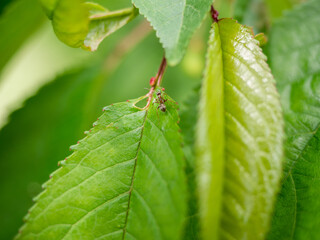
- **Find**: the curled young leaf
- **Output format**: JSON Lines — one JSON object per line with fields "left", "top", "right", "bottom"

{"left": 196, "top": 19, "right": 284, "bottom": 240}
{"left": 15, "top": 88, "right": 187, "bottom": 240}
{"left": 40, "top": 0, "right": 138, "bottom": 50}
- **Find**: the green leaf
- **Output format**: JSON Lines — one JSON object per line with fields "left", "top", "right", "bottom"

{"left": 0, "top": 28, "right": 201, "bottom": 239}
{"left": 180, "top": 86, "right": 201, "bottom": 240}
{"left": 267, "top": 1, "right": 320, "bottom": 239}
{"left": 196, "top": 19, "right": 283, "bottom": 240}
{"left": 41, "top": 0, "right": 137, "bottom": 50}
{"left": 0, "top": 0, "right": 12, "bottom": 14}
{"left": 0, "top": 67, "right": 106, "bottom": 239}
{"left": 15, "top": 88, "right": 187, "bottom": 240}
{"left": 233, "top": 0, "right": 269, "bottom": 33}
{"left": 83, "top": 4, "right": 138, "bottom": 51}
{"left": 265, "top": 0, "right": 303, "bottom": 21}
{"left": 132, "top": 0, "right": 212, "bottom": 66}
{"left": 0, "top": 0, "right": 44, "bottom": 75}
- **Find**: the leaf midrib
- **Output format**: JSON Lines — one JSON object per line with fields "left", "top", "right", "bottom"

{"left": 122, "top": 109, "right": 149, "bottom": 239}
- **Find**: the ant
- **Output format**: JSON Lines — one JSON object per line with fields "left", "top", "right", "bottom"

{"left": 155, "top": 90, "right": 167, "bottom": 112}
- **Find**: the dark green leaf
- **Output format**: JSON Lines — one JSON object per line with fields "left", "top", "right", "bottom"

{"left": 131, "top": 0, "right": 212, "bottom": 66}
{"left": 196, "top": 19, "right": 283, "bottom": 240}
{"left": 0, "top": 0, "right": 44, "bottom": 75}
{"left": 267, "top": 1, "right": 320, "bottom": 239}
{"left": 0, "top": 0, "right": 12, "bottom": 14}
{"left": 15, "top": 89, "right": 187, "bottom": 240}
{"left": 180, "top": 86, "right": 201, "bottom": 240}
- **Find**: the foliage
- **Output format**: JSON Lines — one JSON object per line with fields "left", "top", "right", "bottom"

{"left": 196, "top": 19, "right": 283, "bottom": 240}
{"left": 15, "top": 89, "right": 187, "bottom": 239}
{"left": 267, "top": 0, "right": 320, "bottom": 239}
{"left": 0, "top": 0, "right": 319, "bottom": 239}
{"left": 40, "top": 0, "right": 137, "bottom": 50}
{"left": 0, "top": 0, "right": 44, "bottom": 75}
{"left": 132, "top": 0, "right": 212, "bottom": 66}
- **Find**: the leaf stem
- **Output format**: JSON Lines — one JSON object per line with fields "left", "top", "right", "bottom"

{"left": 137, "top": 57, "right": 167, "bottom": 110}
{"left": 156, "top": 57, "right": 167, "bottom": 86}
{"left": 89, "top": 7, "right": 135, "bottom": 20}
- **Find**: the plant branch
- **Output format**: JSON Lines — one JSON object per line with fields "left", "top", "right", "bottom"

{"left": 156, "top": 57, "right": 167, "bottom": 86}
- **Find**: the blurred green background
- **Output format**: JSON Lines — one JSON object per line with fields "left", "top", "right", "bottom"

{"left": 0, "top": 0, "right": 300, "bottom": 238}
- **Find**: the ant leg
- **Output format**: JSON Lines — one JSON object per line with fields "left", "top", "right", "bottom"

{"left": 162, "top": 92, "right": 177, "bottom": 104}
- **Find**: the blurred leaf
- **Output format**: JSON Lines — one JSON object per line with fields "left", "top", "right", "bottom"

{"left": 0, "top": 67, "right": 106, "bottom": 239}
{"left": 16, "top": 89, "right": 187, "bottom": 240}
{"left": 215, "top": 0, "right": 269, "bottom": 33}
{"left": 214, "top": 0, "right": 234, "bottom": 18}
{"left": 196, "top": 19, "right": 283, "bottom": 240}
{"left": 84, "top": 3, "right": 138, "bottom": 51}
{"left": 41, "top": 0, "right": 137, "bottom": 50}
{"left": 265, "top": 0, "right": 304, "bottom": 21}
{"left": 132, "top": 0, "right": 212, "bottom": 66}
{"left": 254, "top": 32, "right": 267, "bottom": 47}
{"left": 51, "top": 0, "right": 89, "bottom": 48}
{"left": 180, "top": 86, "right": 201, "bottom": 240}
{"left": 233, "top": 0, "right": 252, "bottom": 22}
{"left": 267, "top": 1, "right": 320, "bottom": 239}
{"left": 235, "top": 0, "right": 269, "bottom": 33}
{"left": 0, "top": 0, "right": 44, "bottom": 75}
{"left": 0, "top": 0, "right": 11, "bottom": 14}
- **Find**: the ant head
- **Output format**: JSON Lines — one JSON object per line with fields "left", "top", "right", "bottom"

{"left": 156, "top": 92, "right": 161, "bottom": 96}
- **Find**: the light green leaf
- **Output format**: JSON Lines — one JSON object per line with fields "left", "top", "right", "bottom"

{"left": 15, "top": 88, "right": 187, "bottom": 240}
{"left": 0, "top": 0, "right": 44, "bottom": 75}
{"left": 41, "top": 0, "right": 137, "bottom": 50}
{"left": 84, "top": 4, "right": 138, "bottom": 51}
{"left": 132, "top": 0, "right": 212, "bottom": 66}
{"left": 267, "top": 1, "right": 320, "bottom": 239}
{"left": 196, "top": 19, "right": 283, "bottom": 240}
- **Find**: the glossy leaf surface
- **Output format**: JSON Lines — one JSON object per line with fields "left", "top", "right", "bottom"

{"left": 132, "top": 0, "right": 212, "bottom": 66}
{"left": 196, "top": 19, "right": 283, "bottom": 240}
{"left": 267, "top": 1, "right": 320, "bottom": 239}
{"left": 40, "top": 0, "right": 137, "bottom": 50}
{"left": 15, "top": 89, "right": 187, "bottom": 240}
